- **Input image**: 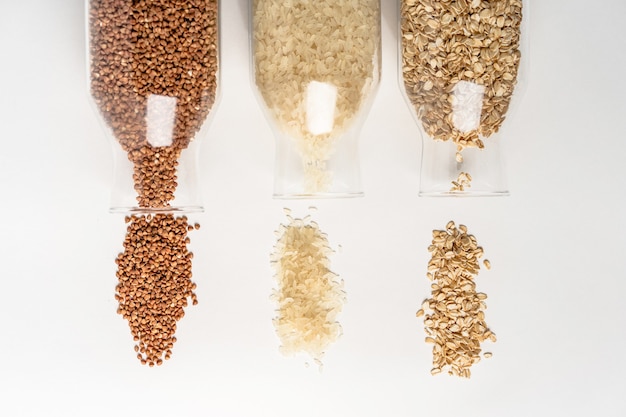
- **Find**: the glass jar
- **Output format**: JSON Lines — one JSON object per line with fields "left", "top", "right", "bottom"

{"left": 400, "top": 0, "right": 527, "bottom": 196}
{"left": 251, "top": 0, "right": 381, "bottom": 198}
{"left": 87, "top": 0, "right": 220, "bottom": 212}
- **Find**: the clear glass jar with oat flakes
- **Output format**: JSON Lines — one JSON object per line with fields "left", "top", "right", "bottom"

{"left": 400, "top": 0, "right": 528, "bottom": 196}
{"left": 251, "top": 0, "right": 381, "bottom": 198}
{"left": 87, "top": 0, "right": 220, "bottom": 213}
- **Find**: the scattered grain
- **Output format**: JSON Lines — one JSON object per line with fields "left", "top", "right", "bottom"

{"left": 450, "top": 171, "right": 473, "bottom": 192}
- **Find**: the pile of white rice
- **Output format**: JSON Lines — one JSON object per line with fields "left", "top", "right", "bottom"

{"left": 270, "top": 213, "right": 346, "bottom": 363}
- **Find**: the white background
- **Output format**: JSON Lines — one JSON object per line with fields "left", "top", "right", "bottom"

{"left": 1, "top": 1, "right": 625, "bottom": 416}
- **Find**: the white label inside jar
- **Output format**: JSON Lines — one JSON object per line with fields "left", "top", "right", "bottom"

{"left": 305, "top": 81, "right": 338, "bottom": 136}
{"left": 146, "top": 94, "right": 177, "bottom": 147}
{"left": 451, "top": 81, "right": 485, "bottom": 134}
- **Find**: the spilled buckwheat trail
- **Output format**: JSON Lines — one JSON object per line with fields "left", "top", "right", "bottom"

{"left": 89, "top": 0, "right": 218, "bottom": 365}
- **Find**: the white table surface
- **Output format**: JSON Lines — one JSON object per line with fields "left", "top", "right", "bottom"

{"left": 0, "top": 1, "right": 624, "bottom": 416}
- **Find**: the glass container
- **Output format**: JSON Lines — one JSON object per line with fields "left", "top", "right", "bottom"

{"left": 400, "top": 0, "right": 528, "bottom": 196}
{"left": 87, "top": 0, "right": 220, "bottom": 212}
{"left": 251, "top": 0, "right": 381, "bottom": 198}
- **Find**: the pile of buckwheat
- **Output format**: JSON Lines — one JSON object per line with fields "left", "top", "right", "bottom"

{"left": 401, "top": 0, "right": 522, "bottom": 155}
{"left": 416, "top": 221, "right": 496, "bottom": 377}
{"left": 115, "top": 215, "right": 199, "bottom": 366}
